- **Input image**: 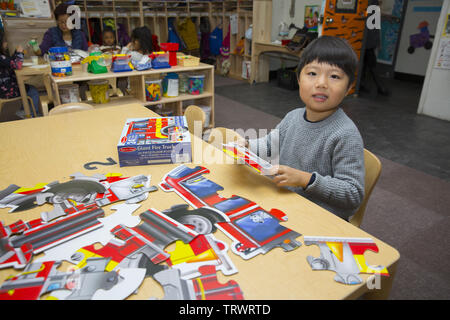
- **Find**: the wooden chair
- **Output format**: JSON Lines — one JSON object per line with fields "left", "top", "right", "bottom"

{"left": 207, "top": 127, "right": 244, "bottom": 149}
{"left": 349, "top": 149, "right": 382, "bottom": 227}
{"left": 184, "top": 105, "right": 206, "bottom": 138}
{"left": 0, "top": 96, "right": 36, "bottom": 121}
{"left": 48, "top": 102, "right": 94, "bottom": 116}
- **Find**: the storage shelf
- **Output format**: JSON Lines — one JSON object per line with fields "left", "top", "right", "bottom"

{"left": 142, "top": 92, "right": 213, "bottom": 107}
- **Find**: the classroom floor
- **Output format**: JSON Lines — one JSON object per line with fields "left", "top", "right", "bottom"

{"left": 213, "top": 73, "right": 450, "bottom": 300}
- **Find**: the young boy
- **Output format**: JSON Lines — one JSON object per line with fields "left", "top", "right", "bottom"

{"left": 247, "top": 36, "right": 365, "bottom": 221}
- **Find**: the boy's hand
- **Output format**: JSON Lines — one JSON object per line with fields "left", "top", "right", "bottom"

{"left": 272, "top": 165, "right": 312, "bottom": 189}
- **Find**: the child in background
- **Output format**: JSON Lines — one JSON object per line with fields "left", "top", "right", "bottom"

{"left": 246, "top": 36, "right": 365, "bottom": 221}
{"left": 100, "top": 27, "right": 121, "bottom": 54}
{"left": 118, "top": 26, "right": 153, "bottom": 93}
{"left": 121, "top": 26, "right": 153, "bottom": 61}
{"left": 0, "top": 31, "right": 41, "bottom": 117}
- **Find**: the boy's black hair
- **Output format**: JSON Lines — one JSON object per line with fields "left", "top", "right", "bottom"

{"left": 54, "top": 3, "right": 70, "bottom": 20}
{"left": 102, "top": 26, "right": 116, "bottom": 46}
{"left": 131, "top": 26, "right": 153, "bottom": 54}
{"left": 296, "top": 36, "right": 358, "bottom": 87}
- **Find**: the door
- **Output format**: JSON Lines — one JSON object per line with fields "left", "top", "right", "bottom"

{"left": 318, "top": 0, "right": 370, "bottom": 93}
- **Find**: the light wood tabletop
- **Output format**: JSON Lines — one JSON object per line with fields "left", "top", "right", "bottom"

{"left": 0, "top": 104, "right": 400, "bottom": 300}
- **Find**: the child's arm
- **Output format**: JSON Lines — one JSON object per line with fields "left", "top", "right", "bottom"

{"left": 303, "top": 133, "right": 365, "bottom": 215}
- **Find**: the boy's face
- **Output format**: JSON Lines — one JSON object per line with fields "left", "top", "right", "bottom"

{"left": 298, "top": 60, "right": 351, "bottom": 121}
{"left": 103, "top": 32, "right": 115, "bottom": 46}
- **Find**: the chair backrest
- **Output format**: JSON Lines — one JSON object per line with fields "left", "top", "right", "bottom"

{"left": 49, "top": 103, "right": 94, "bottom": 116}
{"left": 349, "top": 149, "right": 382, "bottom": 227}
{"left": 184, "top": 105, "right": 206, "bottom": 137}
{"left": 207, "top": 127, "right": 243, "bottom": 149}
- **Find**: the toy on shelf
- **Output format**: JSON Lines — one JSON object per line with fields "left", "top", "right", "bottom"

{"left": 81, "top": 52, "right": 110, "bottom": 74}
{"left": 145, "top": 79, "right": 162, "bottom": 101}
{"left": 160, "top": 165, "right": 302, "bottom": 260}
{"left": 160, "top": 43, "right": 179, "bottom": 66}
{"left": 222, "top": 142, "right": 274, "bottom": 175}
{"left": 304, "top": 236, "right": 389, "bottom": 285}
{"left": 131, "top": 55, "right": 152, "bottom": 71}
{"left": 177, "top": 55, "right": 200, "bottom": 67}
{"left": 111, "top": 54, "right": 133, "bottom": 72}
{"left": 48, "top": 47, "right": 72, "bottom": 77}
{"left": 188, "top": 74, "right": 205, "bottom": 95}
{"left": 150, "top": 52, "right": 171, "bottom": 69}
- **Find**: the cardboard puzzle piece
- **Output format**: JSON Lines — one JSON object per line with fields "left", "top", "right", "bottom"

{"left": 36, "top": 203, "right": 141, "bottom": 264}
{"left": 0, "top": 173, "right": 157, "bottom": 223}
{"left": 159, "top": 165, "right": 302, "bottom": 259}
{"left": 166, "top": 233, "right": 238, "bottom": 279}
{"left": 152, "top": 265, "right": 244, "bottom": 300}
{"left": 0, "top": 203, "right": 104, "bottom": 269}
{"left": 0, "top": 257, "right": 146, "bottom": 300}
{"left": 304, "top": 236, "right": 389, "bottom": 285}
{"left": 222, "top": 142, "right": 274, "bottom": 175}
{"left": 69, "top": 207, "right": 198, "bottom": 275}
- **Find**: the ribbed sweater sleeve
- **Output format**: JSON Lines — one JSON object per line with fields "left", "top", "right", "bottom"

{"left": 248, "top": 107, "right": 365, "bottom": 220}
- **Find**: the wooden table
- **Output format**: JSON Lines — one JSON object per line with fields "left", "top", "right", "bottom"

{"left": 14, "top": 59, "right": 52, "bottom": 118}
{"left": 250, "top": 41, "right": 303, "bottom": 84}
{"left": 0, "top": 104, "right": 399, "bottom": 300}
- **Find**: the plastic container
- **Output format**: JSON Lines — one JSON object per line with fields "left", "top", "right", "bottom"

{"left": 200, "top": 105, "right": 211, "bottom": 128}
{"left": 162, "top": 73, "right": 179, "bottom": 97}
{"left": 188, "top": 74, "right": 205, "bottom": 95}
{"left": 59, "top": 84, "right": 80, "bottom": 104}
{"left": 88, "top": 79, "right": 110, "bottom": 104}
{"left": 145, "top": 79, "right": 162, "bottom": 101}
{"left": 179, "top": 73, "right": 189, "bottom": 93}
{"left": 48, "top": 47, "right": 72, "bottom": 77}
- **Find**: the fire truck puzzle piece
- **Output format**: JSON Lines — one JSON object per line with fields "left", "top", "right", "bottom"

{"left": 0, "top": 172, "right": 157, "bottom": 222}
{"left": 159, "top": 165, "right": 302, "bottom": 260}
{"left": 166, "top": 233, "right": 238, "bottom": 280}
{"left": 69, "top": 208, "right": 198, "bottom": 276}
{"left": 152, "top": 265, "right": 244, "bottom": 300}
{"left": 304, "top": 236, "right": 389, "bottom": 285}
{"left": 0, "top": 257, "right": 146, "bottom": 300}
{"left": 222, "top": 142, "right": 274, "bottom": 175}
{"left": 0, "top": 203, "right": 105, "bottom": 269}
{"left": 36, "top": 203, "right": 141, "bottom": 264}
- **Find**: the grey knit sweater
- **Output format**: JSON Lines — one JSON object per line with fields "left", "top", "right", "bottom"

{"left": 248, "top": 107, "right": 365, "bottom": 220}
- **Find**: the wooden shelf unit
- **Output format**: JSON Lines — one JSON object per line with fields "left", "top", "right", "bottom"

{"left": 74, "top": 0, "right": 261, "bottom": 82}
{"left": 50, "top": 63, "right": 215, "bottom": 127}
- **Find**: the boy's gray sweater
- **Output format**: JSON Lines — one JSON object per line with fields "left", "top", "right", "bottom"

{"left": 248, "top": 107, "right": 365, "bottom": 220}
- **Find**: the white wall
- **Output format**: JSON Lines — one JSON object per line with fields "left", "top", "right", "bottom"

{"left": 395, "top": 0, "right": 443, "bottom": 76}
{"left": 417, "top": 0, "right": 450, "bottom": 121}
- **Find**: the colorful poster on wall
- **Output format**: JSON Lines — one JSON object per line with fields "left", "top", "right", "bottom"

{"left": 434, "top": 38, "right": 450, "bottom": 70}
{"left": 304, "top": 5, "right": 320, "bottom": 32}
{"left": 443, "top": 14, "right": 450, "bottom": 37}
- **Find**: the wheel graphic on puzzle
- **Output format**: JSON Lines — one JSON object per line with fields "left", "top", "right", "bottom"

{"left": 309, "top": 257, "right": 330, "bottom": 270}
{"left": 176, "top": 214, "right": 214, "bottom": 234}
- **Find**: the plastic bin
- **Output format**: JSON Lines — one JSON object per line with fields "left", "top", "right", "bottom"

{"left": 59, "top": 84, "right": 80, "bottom": 103}
{"left": 48, "top": 47, "right": 72, "bottom": 77}
{"left": 88, "top": 79, "right": 110, "bottom": 104}
{"left": 145, "top": 79, "right": 162, "bottom": 101}
{"left": 188, "top": 74, "right": 205, "bottom": 95}
{"left": 162, "top": 73, "right": 179, "bottom": 97}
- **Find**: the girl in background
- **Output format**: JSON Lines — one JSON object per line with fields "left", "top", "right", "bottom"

{"left": 100, "top": 27, "right": 121, "bottom": 54}
{"left": 0, "top": 30, "right": 41, "bottom": 117}
{"left": 121, "top": 26, "right": 153, "bottom": 60}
